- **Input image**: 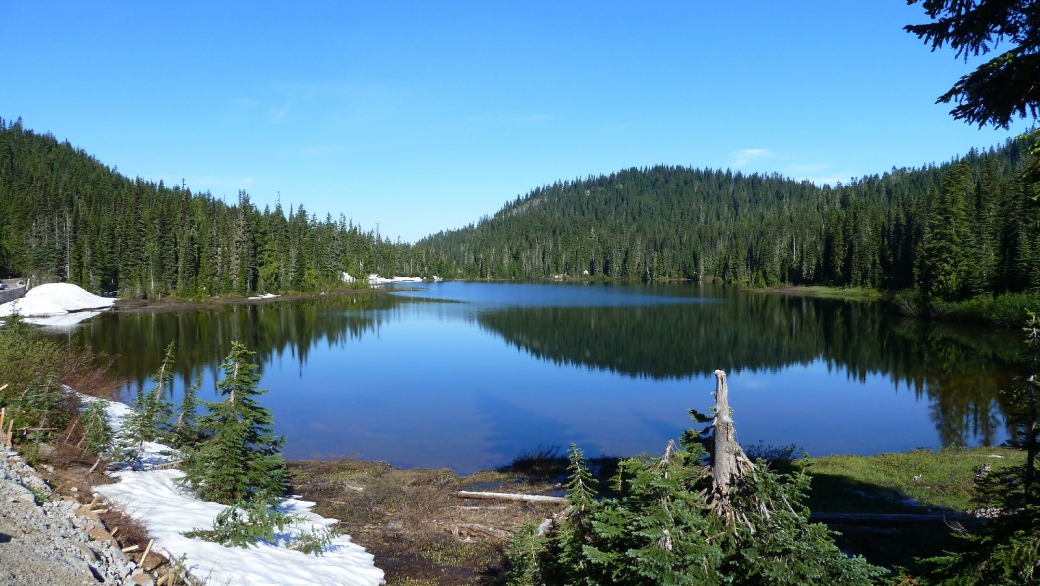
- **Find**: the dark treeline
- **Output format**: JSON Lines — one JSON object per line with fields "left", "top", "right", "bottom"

{"left": 0, "top": 118, "right": 424, "bottom": 298}
{"left": 5, "top": 115, "right": 1040, "bottom": 304}
{"left": 417, "top": 140, "right": 1040, "bottom": 302}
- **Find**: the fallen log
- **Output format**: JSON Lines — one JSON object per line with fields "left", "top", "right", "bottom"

{"left": 809, "top": 512, "right": 976, "bottom": 525}
{"left": 436, "top": 521, "right": 514, "bottom": 542}
{"left": 457, "top": 490, "right": 565, "bottom": 503}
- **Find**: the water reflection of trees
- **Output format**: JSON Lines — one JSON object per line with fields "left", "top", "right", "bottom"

{"left": 47, "top": 288, "right": 1031, "bottom": 449}
{"left": 477, "top": 293, "right": 1025, "bottom": 447}
{"left": 53, "top": 294, "right": 398, "bottom": 388}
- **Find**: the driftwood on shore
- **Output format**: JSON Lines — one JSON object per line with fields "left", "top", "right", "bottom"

{"left": 457, "top": 490, "right": 566, "bottom": 503}
{"left": 809, "top": 512, "right": 977, "bottom": 524}
{"left": 436, "top": 520, "right": 514, "bottom": 542}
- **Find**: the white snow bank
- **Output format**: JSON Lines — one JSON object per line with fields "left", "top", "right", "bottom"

{"left": 82, "top": 394, "right": 383, "bottom": 586}
{"left": 367, "top": 274, "right": 423, "bottom": 285}
{"left": 247, "top": 293, "right": 280, "bottom": 300}
{"left": 96, "top": 470, "right": 384, "bottom": 586}
{"left": 0, "top": 283, "right": 115, "bottom": 318}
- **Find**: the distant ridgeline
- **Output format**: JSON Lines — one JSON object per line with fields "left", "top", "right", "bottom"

{"left": 0, "top": 117, "right": 422, "bottom": 298}
{"left": 417, "top": 140, "right": 1040, "bottom": 300}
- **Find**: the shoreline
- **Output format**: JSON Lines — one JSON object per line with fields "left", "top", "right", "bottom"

{"left": 750, "top": 284, "right": 884, "bottom": 300}
{"left": 111, "top": 286, "right": 384, "bottom": 314}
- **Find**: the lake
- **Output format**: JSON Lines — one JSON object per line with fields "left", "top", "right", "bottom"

{"left": 46, "top": 282, "right": 1023, "bottom": 474}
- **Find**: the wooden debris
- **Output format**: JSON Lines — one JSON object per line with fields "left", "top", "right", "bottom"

{"left": 809, "top": 512, "right": 976, "bottom": 524}
{"left": 140, "top": 538, "right": 153, "bottom": 567}
{"left": 151, "top": 460, "right": 183, "bottom": 471}
{"left": 435, "top": 520, "right": 513, "bottom": 542}
{"left": 457, "top": 490, "right": 565, "bottom": 503}
{"left": 121, "top": 545, "right": 140, "bottom": 553}
{"left": 456, "top": 505, "right": 508, "bottom": 510}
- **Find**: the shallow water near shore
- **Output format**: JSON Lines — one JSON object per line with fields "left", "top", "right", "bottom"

{"left": 46, "top": 282, "right": 1022, "bottom": 474}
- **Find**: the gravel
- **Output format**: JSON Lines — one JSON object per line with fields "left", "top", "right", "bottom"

{"left": 0, "top": 449, "right": 152, "bottom": 585}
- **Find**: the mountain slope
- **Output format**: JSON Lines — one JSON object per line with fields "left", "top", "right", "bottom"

{"left": 417, "top": 143, "right": 1039, "bottom": 297}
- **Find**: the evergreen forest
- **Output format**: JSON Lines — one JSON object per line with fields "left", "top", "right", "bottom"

{"left": 0, "top": 117, "right": 421, "bottom": 298}
{"left": 4, "top": 114, "right": 1040, "bottom": 310}
{"left": 417, "top": 140, "right": 1040, "bottom": 305}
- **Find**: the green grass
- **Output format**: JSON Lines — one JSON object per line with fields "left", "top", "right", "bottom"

{"left": 793, "top": 446, "right": 1025, "bottom": 575}
{"left": 757, "top": 285, "right": 883, "bottom": 300}
{"left": 798, "top": 446, "right": 1024, "bottom": 513}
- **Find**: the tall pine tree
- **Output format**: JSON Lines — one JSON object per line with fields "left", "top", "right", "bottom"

{"left": 181, "top": 341, "right": 288, "bottom": 505}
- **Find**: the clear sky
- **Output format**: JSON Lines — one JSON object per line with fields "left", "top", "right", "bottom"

{"left": 1, "top": 1, "right": 1031, "bottom": 243}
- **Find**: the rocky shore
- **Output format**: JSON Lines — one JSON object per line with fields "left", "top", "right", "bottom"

{"left": 0, "top": 448, "right": 158, "bottom": 585}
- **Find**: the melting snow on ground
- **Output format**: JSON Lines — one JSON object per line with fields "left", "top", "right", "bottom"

{"left": 0, "top": 283, "right": 115, "bottom": 321}
{"left": 80, "top": 394, "right": 384, "bottom": 586}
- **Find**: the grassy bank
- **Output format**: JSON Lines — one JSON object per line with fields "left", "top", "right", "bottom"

{"left": 756, "top": 284, "right": 884, "bottom": 300}
{"left": 897, "top": 291, "right": 1040, "bottom": 327}
{"left": 800, "top": 445, "right": 1023, "bottom": 513}
{"left": 759, "top": 285, "right": 1040, "bottom": 328}
{"left": 792, "top": 446, "right": 1025, "bottom": 576}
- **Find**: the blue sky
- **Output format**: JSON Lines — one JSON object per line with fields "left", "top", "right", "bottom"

{"left": 1, "top": 1, "right": 1030, "bottom": 242}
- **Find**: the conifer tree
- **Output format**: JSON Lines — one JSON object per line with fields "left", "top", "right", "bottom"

{"left": 80, "top": 399, "right": 113, "bottom": 458}
{"left": 181, "top": 341, "right": 288, "bottom": 505}
{"left": 120, "top": 342, "right": 176, "bottom": 466}
{"left": 916, "top": 163, "right": 975, "bottom": 301}
{"left": 173, "top": 373, "right": 202, "bottom": 450}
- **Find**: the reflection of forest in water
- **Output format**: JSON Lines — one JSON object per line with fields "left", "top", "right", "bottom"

{"left": 50, "top": 294, "right": 400, "bottom": 389}
{"left": 44, "top": 287, "right": 1030, "bottom": 452}
{"left": 476, "top": 292, "right": 1025, "bottom": 448}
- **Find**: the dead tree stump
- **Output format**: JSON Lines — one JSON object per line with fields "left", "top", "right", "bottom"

{"left": 705, "top": 369, "right": 753, "bottom": 521}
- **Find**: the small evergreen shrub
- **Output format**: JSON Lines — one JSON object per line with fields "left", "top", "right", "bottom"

{"left": 80, "top": 399, "right": 113, "bottom": 457}
{"left": 505, "top": 404, "right": 887, "bottom": 585}
{"left": 287, "top": 525, "right": 342, "bottom": 556}
{"left": 119, "top": 343, "right": 177, "bottom": 467}
{"left": 183, "top": 498, "right": 299, "bottom": 548}
{"left": 0, "top": 316, "right": 71, "bottom": 442}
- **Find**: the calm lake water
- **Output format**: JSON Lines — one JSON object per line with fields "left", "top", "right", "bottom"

{"left": 45, "top": 282, "right": 1024, "bottom": 474}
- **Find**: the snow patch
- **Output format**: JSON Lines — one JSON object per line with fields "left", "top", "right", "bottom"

{"left": 96, "top": 470, "right": 383, "bottom": 586}
{"left": 0, "top": 283, "right": 115, "bottom": 318}
{"left": 79, "top": 393, "right": 384, "bottom": 586}
{"left": 367, "top": 274, "right": 423, "bottom": 285}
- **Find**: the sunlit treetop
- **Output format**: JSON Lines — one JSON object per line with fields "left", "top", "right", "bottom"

{"left": 906, "top": 0, "right": 1040, "bottom": 128}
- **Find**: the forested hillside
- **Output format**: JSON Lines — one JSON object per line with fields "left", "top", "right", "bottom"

{"left": 417, "top": 141, "right": 1040, "bottom": 301}
{"left": 4, "top": 115, "right": 1040, "bottom": 305}
{"left": 0, "top": 118, "right": 422, "bottom": 298}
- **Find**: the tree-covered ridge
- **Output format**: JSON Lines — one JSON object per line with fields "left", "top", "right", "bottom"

{"left": 417, "top": 141, "right": 1040, "bottom": 298}
{"left": 0, "top": 117, "right": 418, "bottom": 298}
